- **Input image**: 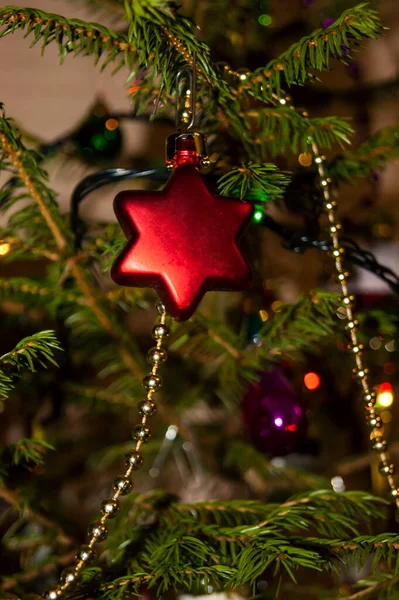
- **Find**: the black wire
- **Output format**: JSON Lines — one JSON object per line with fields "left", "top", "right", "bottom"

{"left": 70, "top": 167, "right": 169, "bottom": 249}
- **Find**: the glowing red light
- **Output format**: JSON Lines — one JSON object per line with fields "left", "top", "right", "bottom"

{"left": 285, "top": 424, "right": 297, "bottom": 432}
{"left": 379, "top": 382, "right": 393, "bottom": 392}
{"left": 304, "top": 372, "right": 321, "bottom": 391}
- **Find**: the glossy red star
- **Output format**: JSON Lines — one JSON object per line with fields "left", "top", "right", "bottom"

{"left": 111, "top": 165, "right": 253, "bottom": 320}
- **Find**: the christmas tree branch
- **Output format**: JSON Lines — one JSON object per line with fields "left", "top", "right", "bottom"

{"left": 0, "top": 331, "right": 61, "bottom": 398}
{"left": 217, "top": 162, "right": 291, "bottom": 201}
{"left": 0, "top": 484, "right": 73, "bottom": 546}
{"left": 0, "top": 113, "right": 144, "bottom": 380}
{"left": 240, "top": 109, "right": 353, "bottom": 156}
{"left": 242, "top": 4, "right": 384, "bottom": 101}
{"left": 0, "top": 7, "right": 136, "bottom": 70}
{"left": 329, "top": 121, "right": 399, "bottom": 181}
{"left": 1, "top": 550, "right": 76, "bottom": 590}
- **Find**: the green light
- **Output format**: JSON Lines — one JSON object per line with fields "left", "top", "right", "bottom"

{"left": 91, "top": 133, "right": 107, "bottom": 151}
{"left": 258, "top": 14, "right": 272, "bottom": 26}
{"left": 253, "top": 211, "right": 264, "bottom": 222}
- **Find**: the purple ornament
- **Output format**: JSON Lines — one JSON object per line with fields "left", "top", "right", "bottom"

{"left": 242, "top": 368, "right": 306, "bottom": 456}
{"left": 322, "top": 17, "right": 335, "bottom": 28}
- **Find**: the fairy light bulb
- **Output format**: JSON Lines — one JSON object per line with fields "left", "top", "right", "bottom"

{"left": 377, "top": 382, "right": 394, "bottom": 408}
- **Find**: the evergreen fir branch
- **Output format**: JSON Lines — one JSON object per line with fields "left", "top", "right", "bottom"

{"left": 0, "top": 106, "right": 69, "bottom": 249}
{"left": 348, "top": 572, "right": 399, "bottom": 599}
{"left": 0, "top": 549, "right": 76, "bottom": 591}
{"left": 217, "top": 162, "right": 291, "bottom": 202}
{"left": 0, "top": 108, "right": 145, "bottom": 381}
{"left": 0, "top": 485, "right": 73, "bottom": 546}
{"left": 0, "top": 331, "right": 61, "bottom": 398}
{"left": 241, "top": 4, "right": 384, "bottom": 101}
{"left": 0, "top": 7, "right": 136, "bottom": 71}
{"left": 242, "top": 109, "right": 353, "bottom": 155}
{"left": 8, "top": 438, "right": 54, "bottom": 469}
{"left": 124, "top": 0, "right": 176, "bottom": 23}
{"left": 224, "top": 441, "right": 329, "bottom": 492}
{"left": 0, "top": 277, "right": 82, "bottom": 312}
{"left": 258, "top": 291, "right": 340, "bottom": 356}
{"left": 329, "top": 121, "right": 399, "bottom": 181}
{"left": 0, "top": 234, "right": 58, "bottom": 262}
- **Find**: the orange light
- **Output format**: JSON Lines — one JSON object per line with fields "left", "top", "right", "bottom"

{"left": 105, "top": 118, "right": 119, "bottom": 131}
{"left": 304, "top": 372, "right": 321, "bottom": 391}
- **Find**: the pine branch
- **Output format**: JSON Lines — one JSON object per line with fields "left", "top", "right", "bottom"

{"left": 258, "top": 291, "right": 340, "bottom": 356}
{"left": 0, "top": 109, "right": 144, "bottom": 381}
{"left": 0, "top": 485, "right": 73, "bottom": 546}
{"left": 123, "top": 0, "right": 176, "bottom": 23}
{"left": 241, "top": 4, "right": 384, "bottom": 101}
{"left": 0, "top": 7, "right": 136, "bottom": 71}
{"left": 0, "top": 331, "right": 61, "bottom": 398}
{"left": 329, "top": 121, "right": 399, "bottom": 182}
{"left": 217, "top": 162, "right": 291, "bottom": 202}
{"left": 347, "top": 572, "right": 399, "bottom": 599}
{"left": 8, "top": 438, "right": 54, "bottom": 469}
{"left": 241, "top": 109, "right": 353, "bottom": 156}
{"left": 1, "top": 550, "right": 76, "bottom": 591}
{"left": 225, "top": 441, "right": 329, "bottom": 492}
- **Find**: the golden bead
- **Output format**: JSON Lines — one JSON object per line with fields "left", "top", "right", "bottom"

{"left": 152, "top": 324, "right": 170, "bottom": 340}
{"left": 76, "top": 545, "right": 96, "bottom": 563}
{"left": 329, "top": 224, "right": 341, "bottom": 234}
{"left": 391, "top": 488, "right": 399, "bottom": 498}
{"left": 125, "top": 450, "right": 144, "bottom": 470}
{"left": 349, "top": 344, "right": 363, "bottom": 354}
{"left": 364, "top": 391, "right": 376, "bottom": 403}
{"left": 113, "top": 476, "right": 133, "bottom": 496}
{"left": 156, "top": 302, "right": 166, "bottom": 315}
{"left": 379, "top": 462, "right": 395, "bottom": 476}
{"left": 101, "top": 498, "right": 119, "bottom": 519}
{"left": 325, "top": 201, "right": 337, "bottom": 211}
{"left": 60, "top": 568, "right": 78, "bottom": 586}
{"left": 143, "top": 374, "right": 162, "bottom": 391}
{"left": 332, "top": 248, "right": 345, "bottom": 258}
{"left": 353, "top": 367, "right": 368, "bottom": 380}
{"left": 46, "top": 589, "right": 63, "bottom": 600}
{"left": 88, "top": 521, "right": 108, "bottom": 541}
{"left": 133, "top": 425, "right": 151, "bottom": 443}
{"left": 345, "top": 319, "right": 359, "bottom": 331}
{"left": 372, "top": 439, "right": 388, "bottom": 452}
{"left": 147, "top": 347, "right": 167, "bottom": 365}
{"left": 337, "top": 271, "right": 349, "bottom": 282}
{"left": 365, "top": 414, "right": 382, "bottom": 429}
{"left": 341, "top": 295, "right": 354, "bottom": 306}
{"left": 139, "top": 399, "right": 157, "bottom": 417}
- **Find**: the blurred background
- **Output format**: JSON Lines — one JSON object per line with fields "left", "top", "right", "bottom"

{"left": 0, "top": 0, "right": 399, "bottom": 593}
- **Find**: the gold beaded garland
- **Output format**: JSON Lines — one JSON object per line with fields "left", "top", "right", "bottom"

{"left": 310, "top": 140, "right": 399, "bottom": 506}
{"left": 44, "top": 303, "right": 169, "bottom": 598}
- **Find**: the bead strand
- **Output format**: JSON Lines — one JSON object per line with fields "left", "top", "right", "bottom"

{"left": 311, "top": 142, "right": 398, "bottom": 505}
{"left": 45, "top": 302, "right": 169, "bottom": 599}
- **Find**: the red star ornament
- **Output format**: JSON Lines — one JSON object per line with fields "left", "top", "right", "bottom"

{"left": 111, "top": 165, "right": 254, "bottom": 321}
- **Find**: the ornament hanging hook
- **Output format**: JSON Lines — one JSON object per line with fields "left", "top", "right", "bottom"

{"left": 175, "top": 50, "right": 197, "bottom": 132}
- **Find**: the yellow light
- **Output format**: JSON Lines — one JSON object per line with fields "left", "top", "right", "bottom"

{"left": 298, "top": 152, "right": 312, "bottom": 167}
{"left": 381, "top": 410, "right": 392, "bottom": 423}
{"left": 259, "top": 309, "right": 269, "bottom": 322}
{"left": 105, "top": 118, "right": 119, "bottom": 131}
{"left": 377, "top": 391, "right": 394, "bottom": 408}
{"left": 271, "top": 300, "right": 282, "bottom": 312}
{"left": 0, "top": 242, "right": 11, "bottom": 256}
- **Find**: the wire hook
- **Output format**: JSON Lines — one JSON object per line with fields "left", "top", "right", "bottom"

{"left": 175, "top": 50, "right": 197, "bottom": 131}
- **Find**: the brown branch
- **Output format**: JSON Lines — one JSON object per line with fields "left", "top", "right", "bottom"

{"left": 0, "top": 130, "right": 143, "bottom": 381}
{"left": 1, "top": 550, "right": 75, "bottom": 591}
{"left": 0, "top": 485, "right": 73, "bottom": 547}
{"left": 345, "top": 576, "right": 399, "bottom": 599}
